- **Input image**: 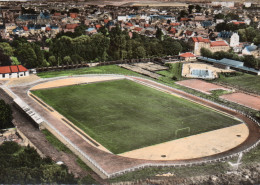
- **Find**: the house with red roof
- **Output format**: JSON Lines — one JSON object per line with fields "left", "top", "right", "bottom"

{"left": 168, "top": 27, "right": 176, "bottom": 34}
{"left": 70, "top": 13, "right": 78, "bottom": 19}
{"left": 133, "top": 27, "right": 143, "bottom": 32}
{"left": 232, "top": 21, "right": 245, "bottom": 25}
{"left": 210, "top": 40, "right": 230, "bottom": 53}
{"left": 64, "top": 24, "right": 78, "bottom": 32}
{"left": 53, "top": 12, "right": 61, "bottom": 16}
{"left": 191, "top": 36, "right": 211, "bottom": 55}
{"left": 95, "top": 24, "right": 101, "bottom": 29}
{"left": 23, "top": 26, "right": 29, "bottom": 31}
{"left": 45, "top": 27, "right": 51, "bottom": 31}
{"left": 180, "top": 18, "right": 189, "bottom": 22}
{"left": 125, "top": 22, "right": 133, "bottom": 27}
{"left": 185, "top": 30, "right": 194, "bottom": 37}
{"left": 179, "top": 52, "right": 197, "bottom": 61}
{"left": 170, "top": 22, "right": 180, "bottom": 27}
{"left": 0, "top": 65, "right": 29, "bottom": 79}
{"left": 191, "top": 36, "right": 230, "bottom": 55}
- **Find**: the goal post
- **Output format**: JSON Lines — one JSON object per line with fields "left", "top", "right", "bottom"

{"left": 175, "top": 127, "right": 191, "bottom": 139}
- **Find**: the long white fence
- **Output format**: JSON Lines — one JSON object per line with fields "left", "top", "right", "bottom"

{"left": 8, "top": 74, "right": 260, "bottom": 179}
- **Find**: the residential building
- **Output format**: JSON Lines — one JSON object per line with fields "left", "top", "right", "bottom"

{"left": 0, "top": 65, "right": 29, "bottom": 79}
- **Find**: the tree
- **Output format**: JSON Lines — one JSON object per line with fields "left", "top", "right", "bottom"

{"left": 146, "top": 39, "right": 163, "bottom": 57}
{"left": 50, "top": 36, "right": 73, "bottom": 61}
{"left": 195, "top": 5, "right": 202, "bottom": 13}
{"left": 0, "top": 100, "right": 13, "bottom": 129}
{"left": 133, "top": 46, "right": 146, "bottom": 58}
{"left": 21, "top": 7, "right": 36, "bottom": 14}
{"left": 162, "top": 38, "right": 182, "bottom": 56}
{"left": 179, "top": 10, "right": 188, "bottom": 18}
{"left": 42, "top": 59, "right": 50, "bottom": 67}
{"left": 253, "top": 34, "right": 260, "bottom": 45}
{"left": 0, "top": 42, "right": 14, "bottom": 56}
{"left": 238, "top": 29, "right": 247, "bottom": 42}
{"left": 48, "top": 56, "right": 57, "bottom": 66}
{"left": 108, "top": 28, "right": 126, "bottom": 60}
{"left": 155, "top": 28, "right": 164, "bottom": 41}
{"left": 74, "top": 24, "right": 87, "bottom": 36}
{"left": 188, "top": 5, "right": 194, "bottom": 14}
{"left": 0, "top": 141, "right": 77, "bottom": 184}
{"left": 109, "top": 25, "right": 122, "bottom": 38}
{"left": 0, "top": 141, "right": 21, "bottom": 154}
{"left": 0, "top": 49, "right": 12, "bottom": 66}
{"left": 245, "top": 27, "right": 258, "bottom": 42}
{"left": 98, "top": 26, "right": 109, "bottom": 36}
{"left": 179, "top": 40, "right": 193, "bottom": 52}
{"left": 16, "top": 43, "right": 37, "bottom": 68}
{"left": 200, "top": 48, "right": 213, "bottom": 58}
{"left": 10, "top": 57, "right": 20, "bottom": 65}
{"left": 225, "top": 13, "right": 239, "bottom": 21}
{"left": 90, "top": 33, "right": 110, "bottom": 61}
{"left": 214, "top": 13, "right": 225, "bottom": 20}
{"left": 68, "top": 8, "right": 79, "bottom": 14}
{"left": 215, "top": 22, "right": 227, "bottom": 32}
{"left": 63, "top": 56, "right": 72, "bottom": 64}
{"left": 243, "top": 55, "right": 257, "bottom": 69}
{"left": 31, "top": 43, "right": 45, "bottom": 67}
{"left": 71, "top": 54, "right": 83, "bottom": 64}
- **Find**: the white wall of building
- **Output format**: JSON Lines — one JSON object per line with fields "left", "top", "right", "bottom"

{"left": 244, "top": 2, "right": 252, "bottom": 8}
{"left": 117, "top": 15, "right": 127, "bottom": 21}
{"left": 230, "top": 33, "right": 239, "bottom": 47}
{"left": 0, "top": 73, "right": 10, "bottom": 79}
{"left": 10, "top": 73, "right": 18, "bottom": 78}
{"left": 0, "top": 71, "right": 29, "bottom": 79}
{"left": 212, "top": 1, "right": 234, "bottom": 8}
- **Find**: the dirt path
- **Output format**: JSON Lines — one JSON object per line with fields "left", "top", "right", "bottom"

{"left": 120, "top": 124, "right": 249, "bottom": 160}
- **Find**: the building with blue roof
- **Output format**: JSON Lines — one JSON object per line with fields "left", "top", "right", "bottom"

{"left": 50, "top": 25, "right": 59, "bottom": 29}
{"left": 218, "top": 31, "right": 233, "bottom": 39}
{"left": 198, "top": 57, "right": 260, "bottom": 75}
{"left": 242, "top": 44, "right": 259, "bottom": 56}
{"left": 16, "top": 12, "right": 51, "bottom": 24}
{"left": 201, "top": 21, "right": 213, "bottom": 28}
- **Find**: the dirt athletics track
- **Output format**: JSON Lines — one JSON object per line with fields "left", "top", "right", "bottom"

{"left": 5, "top": 74, "right": 260, "bottom": 178}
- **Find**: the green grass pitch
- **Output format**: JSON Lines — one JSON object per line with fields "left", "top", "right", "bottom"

{"left": 32, "top": 79, "right": 241, "bottom": 154}
{"left": 215, "top": 73, "right": 260, "bottom": 93}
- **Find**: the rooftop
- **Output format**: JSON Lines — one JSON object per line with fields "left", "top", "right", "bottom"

{"left": 192, "top": 37, "right": 210, "bottom": 43}
{"left": 0, "top": 65, "right": 28, "bottom": 74}
{"left": 210, "top": 40, "right": 229, "bottom": 47}
{"left": 179, "top": 52, "right": 196, "bottom": 58}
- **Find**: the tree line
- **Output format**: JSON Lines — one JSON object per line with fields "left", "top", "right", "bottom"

{"left": 0, "top": 25, "right": 192, "bottom": 69}
{"left": 0, "top": 100, "right": 13, "bottom": 130}
{"left": 0, "top": 141, "right": 77, "bottom": 184}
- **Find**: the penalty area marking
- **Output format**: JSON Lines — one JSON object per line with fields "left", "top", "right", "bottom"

{"left": 175, "top": 127, "right": 190, "bottom": 139}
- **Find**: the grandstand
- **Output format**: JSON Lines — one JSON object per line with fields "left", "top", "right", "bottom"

{"left": 198, "top": 57, "right": 260, "bottom": 75}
